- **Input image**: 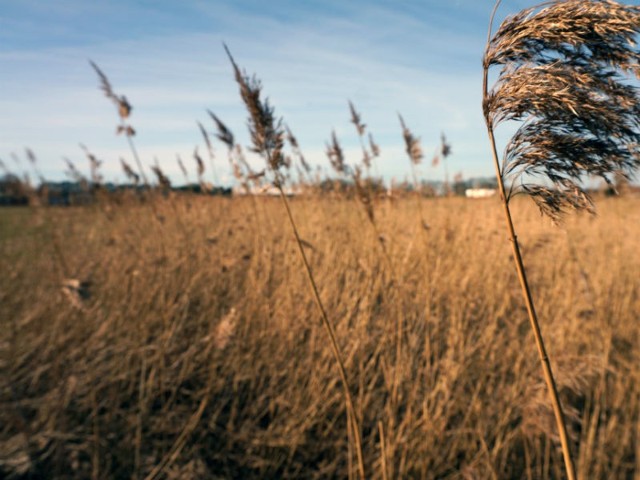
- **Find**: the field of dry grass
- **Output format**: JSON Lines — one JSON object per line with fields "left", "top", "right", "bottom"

{"left": 1, "top": 193, "right": 639, "bottom": 479}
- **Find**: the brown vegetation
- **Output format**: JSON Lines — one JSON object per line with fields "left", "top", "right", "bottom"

{"left": 2, "top": 2, "right": 640, "bottom": 478}
{"left": 1, "top": 194, "right": 639, "bottom": 479}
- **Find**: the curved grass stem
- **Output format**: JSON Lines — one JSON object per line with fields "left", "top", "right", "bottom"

{"left": 276, "top": 184, "right": 367, "bottom": 480}
{"left": 483, "top": 68, "right": 576, "bottom": 480}
{"left": 481, "top": 4, "right": 576, "bottom": 476}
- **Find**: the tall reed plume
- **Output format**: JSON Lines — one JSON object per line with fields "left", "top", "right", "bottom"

{"left": 90, "top": 61, "right": 148, "bottom": 187}
{"left": 398, "top": 114, "right": 430, "bottom": 229}
{"left": 224, "top": 45, "right": 367, "bottom": 479}
{"left": 483, "top": 1, "right": 640, "bottom": 478}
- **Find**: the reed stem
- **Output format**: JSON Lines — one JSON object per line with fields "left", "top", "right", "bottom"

{"left": 483, "top": 66, "right": 576, "bottom": 480}
{"left": 276, "top": 184, "right": 366, "bottom": 480}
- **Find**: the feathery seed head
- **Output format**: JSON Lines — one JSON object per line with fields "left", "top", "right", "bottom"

{"left": 120, "top": 158, "right": 140, "bottom": 184}
{"left": 398, "top": 114, "right": 424, "bottom": 165}
{"left": 197, "top": 121, "right": 214, "bottom": 158}
{"left": 354, "top": 166, "right": 375, "bottom": 223}
{"left": 193, "top": 147, "right": 205, "bottom": 177}
{"left": 326, "top": 131, "right": 348, "bottom": 175}
{"left": 349, "top": 101, "right": 366, "bottom": 136}
{"left": 441, "top": 133, "right": 451, "bottom": 158}
{"left": 224, "top": 45, "right": 286, "bottom": 174}
{"left": 177, "top": 155, "right": 188, "bottom": 179}
{"left": 368, "top": 133, "right": 381, "bottom": 158}
{"left": 207, "top": 110, "right": 235, "bottom": 150}
{"left": 484, "top": 0, "right": 640, "bottom": 221}
{"left": 286, "top": 125, "right": 312, "bottom": 173}
{"left": 151, "top": 164, "right": 171, "bottom": 190}
{"left": 90, "top": 61, "right": 134, "bottom": 120}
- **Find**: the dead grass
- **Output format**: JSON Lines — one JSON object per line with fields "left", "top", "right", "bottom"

{"left": 1, "top": 193, "right": 639, "bottom": 479}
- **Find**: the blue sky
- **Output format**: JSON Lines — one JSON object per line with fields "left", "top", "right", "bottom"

{"left": 1, "top": 0, "right": 539, "bottom": 185}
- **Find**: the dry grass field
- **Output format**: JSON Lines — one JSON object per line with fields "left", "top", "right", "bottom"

{"left": 1, "top": 193, "right": 639, "bottom": 479}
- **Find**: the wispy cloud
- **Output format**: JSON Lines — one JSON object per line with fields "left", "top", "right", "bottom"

{"left": 1, "top": 0, "right": 515, "bottom": 184}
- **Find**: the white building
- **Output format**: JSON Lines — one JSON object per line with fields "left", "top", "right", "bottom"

{"left": 465, "top": 188, "right": 496, "bottom": 198}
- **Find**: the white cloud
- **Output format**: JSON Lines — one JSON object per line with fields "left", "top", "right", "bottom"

{"left": 1, "top": 1, "right": 504, "bottom": 184}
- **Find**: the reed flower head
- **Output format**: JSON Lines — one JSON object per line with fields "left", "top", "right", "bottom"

{"left": 64, "top": 158, "right": 86, "bottom": 184}
{"left": 285, "top": 125, "right": 311, "bottom": 173}
{"left": 120, "top": 158, "right": 140, "bottom": 184}
{"left": 441, "top": 133, "right": 451, "bottom": 158}
{"left": 207, "top": 110, "right": 235, "bottom": 150}
{"left": 368, "top": 133, "right": 381, "bottom": 158}
{"left": 354, "top": 166, "right": 375, "bottom": 223}
{"left": 80, "top": 144, "right": 103, "bottom": 186}
{"left": 197, "top": 121, "right": 215, "bottom": 158}
{"left": 483, "top": 0, "right": 640, "bottom": 221}
{"left": 349, "top": 101, "right": 366, "bottom": 136}
{"left": 151, "top": 164, "right": 171, "bottom": 190}
{"left": 326, "top": 131, "right": 348, "bottom": 175}
{"left": 193, "top": 147, "right": 205, "bottom": 178}
{"left": 89, "top": 61, "right": 133, "bottom": 121}
{"left": 176, "top": 155, "right": 188, "bottom": 179}
{"left": 398, "top": 114, "right": 423, "bottom": 165}
{"left": 224, "top": 45, "right": 286, "bottom": 175}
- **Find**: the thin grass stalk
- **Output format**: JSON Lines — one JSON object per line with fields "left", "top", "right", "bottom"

{"left": 224, "top": 44, "right": 366, "bottom": 477}
{"left": 484, "top": 71, "right": 576, "bottom": 480}
{"left": 124, "top": 129, "right": 149, "bottom": 189}
{"left": 351, "top": 169, "right": 402, "bottom": 384}
{"left": 378, "top": 421, "right": 389, "bottom": 480}
{"left": 348, "top": 408, "right": 354, "bottom": 480}
{"left": 23, "top": 155, "right": 74, "bottom": 283}
{"left": 442, "top": 151, "right": 450, "bottom": 197}
{"left": 398, "top": 114, "right": 429, "bottom": 229}
{"left": 354, "top": 175, "right": 395, "bottom": 279}
{"left": 197, "top": 120, "right": 219, "bottom": 186}
{"left": 91, "top": 389, "right": 100, "bottom": 480}
{"left": 134, "top": 355, "right": 146, "bottom": 480}
{"left": 482, "top": 3, "right": 576, "bottom": 478}
{"left": 275, "top": 183, "right": 366, "bottom": 479}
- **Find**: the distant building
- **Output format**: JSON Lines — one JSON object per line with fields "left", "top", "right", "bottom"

{"left": 232, "top": 184, "right": 300, "bottom": 196}
{"left": 465, "top": 188, "right": 496, "bottom": 199}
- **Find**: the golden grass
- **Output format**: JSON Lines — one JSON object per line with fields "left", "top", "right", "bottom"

{"left": 1, "top": 193, "right": 639, "bottom": 479}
